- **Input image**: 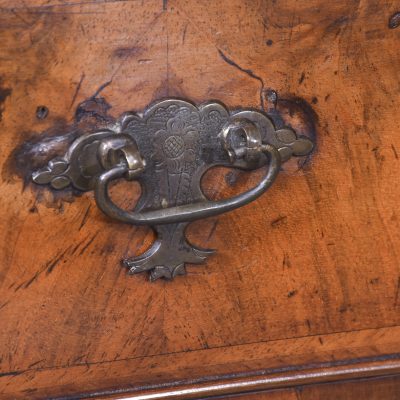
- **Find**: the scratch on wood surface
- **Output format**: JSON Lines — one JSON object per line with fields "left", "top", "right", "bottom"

{"left": 19, "top": 11, "right": 105, "bottom": 15}
{"left": 288, "top": 12, "right": 295, "bottom": 47}
{"left": 27, "top": 359, "right": 45, "bottom": 369}
{"left": 182, "top": 22, "right": 188, "bottom": 44}
{"left": 70, "top": 238, "right": 86, "bottom": 256}
{"left": 46, "top": 250, "right": 67, "bottom": 275}
{"left": 23, "top": 271, "right": 40, "bottom": 289}
{"left": 10, "top": 9, "right": 32, "bottom": 26}
{"left": 91, "top": 79, "right": 112, "bottom": 99}
{"left": 282, "top": 253, "right": 292, "bottom": 268}
{"left": 271, "top": 215, "right": 287, "bottom": 227}
{"left": 395, "top": 277, "right": 400, "bottom": 307}
{"left": 391, "top": 144, "right": 398, "bottom": 160}
{"left": 207, "top": 220, "right": 219, "bottom": 241}
{"left": 218, "top": 49, "right": 265, "bottom": 109}
{"left": 0, "top": 301, "right": 10, "bottom": 311}
{"left": 0, "top": 371, "right": 22, "bottom": 378}
{"left": 166, "top": 10, "right": 170, "bottom": 95}
{"left": 79, "top": 204, "right": 91, "bottom": 231}
{"left": 11, "top": 244, "right": 75, "bottom": 291}
{"left": 79, "top": 232, "right": 99, "bottom": 256}
{"left": 45, "top": 245, "right": 74, "bottom": 275}
{"left": 109, "top": 11, "right": 163, "bottom": 81}
{"left": 295, "top": 389, "right": 302, "bottom": 400}
{"left": 69, "top": 73, "right": 85, "bottom": 110}
{"left": 0, "top": 0, "right": 140, "bottom": 12}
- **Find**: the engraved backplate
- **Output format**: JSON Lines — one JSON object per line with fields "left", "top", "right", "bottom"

{"left": 32, "top": 99, "right": 314, "bottom": 281}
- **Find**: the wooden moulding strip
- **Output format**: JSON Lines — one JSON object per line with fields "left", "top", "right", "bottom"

{"left": 2, "top": 325, "right": 400, "bottom": 399}
{"left": 90, "top": 356, "right": 400, "bottom": 400}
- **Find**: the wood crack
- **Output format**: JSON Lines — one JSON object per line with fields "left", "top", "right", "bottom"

{"left": 218, "top": 49, "right": 265, "bottom": 109}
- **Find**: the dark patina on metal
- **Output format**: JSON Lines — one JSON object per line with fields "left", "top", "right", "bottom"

{"left": 32, "top": 99, "right": 314, "bottom": 280}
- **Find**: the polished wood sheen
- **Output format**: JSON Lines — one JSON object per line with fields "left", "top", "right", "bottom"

{"left": 0, "top": 0, "right": 399, "bottom": 399}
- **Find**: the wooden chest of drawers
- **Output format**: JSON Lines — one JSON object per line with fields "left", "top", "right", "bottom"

{"left": 0, "top": 1, "right": 399, "bottom": 399}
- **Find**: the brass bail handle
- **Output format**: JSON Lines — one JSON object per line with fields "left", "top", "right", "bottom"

{"left": 94, "top": 118, "right": 281, "bottom": 225}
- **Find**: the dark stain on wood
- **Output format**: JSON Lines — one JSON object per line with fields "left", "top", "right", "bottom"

{"left": 325, "top": 16, "right": 350, "bottom": 37}
{"left": 163, "top": 0, "right": 168, "bottom": 12}
{"left": 113, "top": 46, "right": 144, "bottom": 59}
{"left": 261, "top": 90, "right": 318, "bottom": 166}
{"left": 29, "top": 204, "right": 38, "bottom": 213}
{"left": 2, "top": 118, "right": 77, "bottom": 187}
{"left": 283, "top": 253, "right": 292, "bottom": 268}
{"left": 0, "top": 371, "right": 22, "bottom": 378}
{"left": 274, "top": 96, "right": 318, "bottom": 138}
{"left": 100, "top": 242, "right": 116, "bottom": 256}
{"left": 75, "top": 96, "right": 112, "bottom": 123}
{"left": 264, "top": 88, "right": 278, "bottom": 110}
{"left": 3, "top": 97, "right": 114, "bottom": 192}
{"left": 270, "top": 94, "right": 318, "bottom": 169}
{"left": 35, "top": 105, "right": 49, "bottom": 120}
{"left": 225, "top": 170, "right": 239, "bottom": 187}
{"left": 0, "top": 79, "right": 12, "bottom": 122}
{"left": 151, "top": 70, "right": 187, "bottom": 100}
{"left": 271, "top": 215, "right": 288, "bottom": 227}
{"left": 388, "top": 12, "right": 400, "bottom": 29}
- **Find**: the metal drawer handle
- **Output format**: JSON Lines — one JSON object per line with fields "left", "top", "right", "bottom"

{"left": 32, "top": 98, "right": 314, "bottom": 281}
{"left": 95, "top": 129, "right": 281, "bottom": 225}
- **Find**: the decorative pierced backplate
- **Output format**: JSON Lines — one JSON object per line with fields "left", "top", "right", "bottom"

{"left": 32, "top": 99, "right": 314, "bottom": 281}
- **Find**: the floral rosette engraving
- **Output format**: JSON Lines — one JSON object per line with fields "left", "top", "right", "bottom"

{"left": 151, "top": 109, "right": 201, "bottom": 207}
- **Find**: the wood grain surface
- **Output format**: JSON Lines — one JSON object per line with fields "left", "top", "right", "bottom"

{"left": 0, "top": 0, "right": 399, "bottom": 398}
